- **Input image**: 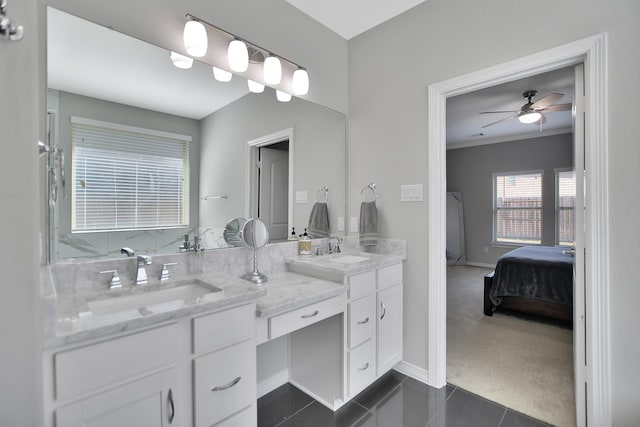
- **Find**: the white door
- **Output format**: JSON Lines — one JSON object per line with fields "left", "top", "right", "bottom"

{"left": 573, "top": 63, "right": 587, "bottom": 427}
{"left": 377, "top": 285, "right": 403, "bottom": 375}
{"left": 259, "top": 147, "right": 289, "bottom": 241}
{"left": 56, "top": 368, "right": 177, "bottom": 427}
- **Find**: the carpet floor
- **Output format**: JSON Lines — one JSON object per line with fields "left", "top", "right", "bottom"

{"left": 446, "top": 265, "right": 576, "bottom": 427}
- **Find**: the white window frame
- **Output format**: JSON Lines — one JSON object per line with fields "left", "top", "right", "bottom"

{"left": 555, "top": 167, "right": 576, "bottom": 246}
{"left": 492, "top": 169, "right": 543, "bottom": 246}
{"left": 71, "top": 116, "right": 191, "bottom": 233}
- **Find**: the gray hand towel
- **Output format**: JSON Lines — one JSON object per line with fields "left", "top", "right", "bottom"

{"left": 308, "top": 202, "right": 330, "bottom": 238}
{"left": 359, "top": 201, "right": 378, "bottom": 247}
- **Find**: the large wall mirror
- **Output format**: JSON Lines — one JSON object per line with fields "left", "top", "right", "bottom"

{"left": 46, "top": 7, "right": 346, "bottom": 262}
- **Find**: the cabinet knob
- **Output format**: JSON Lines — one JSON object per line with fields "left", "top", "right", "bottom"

{"left": 301, "top": 310, "right": 319, "bottom": 319}
{"left": 211, "top": 376, "right": 241, "bottom": 392}
{"left": 358, "top": 362, "right": 370, "bottom": 371}
{"left": 167, "top": 388, "right": 175, "bottom": 424}
{"left": 380, "top": 302, "right": 387, "bottom": 320}
{"left": 357, "top": 317, "right": 370, "bottom": 325}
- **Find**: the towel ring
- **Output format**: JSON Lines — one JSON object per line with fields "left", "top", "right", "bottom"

{"left": 360, "top": 183, "right": 377, "bottom": 202}
{"left": 315, "top": 186, "right": 329, "bottom": 203}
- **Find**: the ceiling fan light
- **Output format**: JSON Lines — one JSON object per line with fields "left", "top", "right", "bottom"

{"left": 292, "top": 68, "right": 309, "bottom": 95}
{"left": 276, "top": 90, "right": 291, "bottom": 102}
{"left": 228, "top": 39, "right": 249, "bottom": 72}
{"left": 170, "top": 51, "right": 193, "bottom": 69}
{"left": 264, "top": 55, "right": 282, "bottom": 85}
{"left": 212, "top": 67, "right": 232, "bottom": 82}
{"left": 519, "top": 112, "right": 541, "bottom": 124}
{"left": 248, "top": 79, "right": 265, "bottom": 93}
{"left": 183, "top": 20, "right": 208, "bottom": 57}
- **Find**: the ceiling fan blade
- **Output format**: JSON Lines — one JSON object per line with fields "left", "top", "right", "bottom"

{"left": 542, "top": 103, "right": 572, "bottom": 112}
{"left": 531, "top": 93, "right": 564, "bottom": 109}
{"left": 481, "top": 115, "right": 517, "bottom": 128}
{"left": 479, "top": 110, "right": 520, "bottom": 114}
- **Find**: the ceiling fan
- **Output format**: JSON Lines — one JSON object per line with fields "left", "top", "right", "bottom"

{"left": 479, "top": 90, "right": 572, "bottom": 129}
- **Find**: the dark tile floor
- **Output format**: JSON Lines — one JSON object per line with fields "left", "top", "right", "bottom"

{"left": 258, "top": 371, "right": 553, "bottom": 427}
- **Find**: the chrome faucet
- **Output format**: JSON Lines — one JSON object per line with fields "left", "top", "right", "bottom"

{"left": 135, "top": 255, "right": 152, "bottom": 285}
{"left": 327, "top": 236, "right": 343, "bottom": 254}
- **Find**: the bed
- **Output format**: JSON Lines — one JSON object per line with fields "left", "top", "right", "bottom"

{"left": 483, "top": 246, "right": 574, "bottom": 323}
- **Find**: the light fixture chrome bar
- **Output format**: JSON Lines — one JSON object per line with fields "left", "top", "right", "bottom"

{"left": 0, "top": 0, "right": 24, "bottom": 41}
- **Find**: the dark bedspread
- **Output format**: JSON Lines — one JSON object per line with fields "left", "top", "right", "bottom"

{"left": 489, "top": 246, "right": 574, "bottom": 306}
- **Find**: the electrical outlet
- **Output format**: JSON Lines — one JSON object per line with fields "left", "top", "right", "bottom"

{"left": 401, "top": 184, "right": 424, "bottom": 202}
{"left": 295, "top": 191, "right": 308, "bottom": 204}
{"left": 483, "top": 246, "right": 489, "bottom": 253}
{"left": 337, "top": 217, "right": 345, "bottom": 232}
{"left": 350, "top": 217, "right": 359, "bottom": 233}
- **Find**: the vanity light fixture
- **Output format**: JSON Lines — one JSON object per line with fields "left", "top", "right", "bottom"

{"left": 263, "top": 55, "right": 282, "bottom": 85}
{"left": 276, "top": 90, "right": 292, "bottom": 102}
{"left": 518, "top": 111, "right": 542, "bottom": 124}
{"left": 213, "top": 66, "right": 232, "bottom": 82}
{"left": 228, "top": 39, "right": 249, "bottom": 72}
{"left": 170, "top": 51, "right": 193, "bottom": 69}
{"left": 183, "top": 20, "right": 208, "bottom": 57}
{"left": 248, "top": 79, "right": 265, "bottom": 93}
{"left": 292, "top": 68, "right": 309, "bottom": 95}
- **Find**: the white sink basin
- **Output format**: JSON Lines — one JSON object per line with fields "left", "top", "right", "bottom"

{"left": 330, "top": 255, "right": 370, "bottom": 264}
{"left": 87, "top": 280, "right": 221, "bottom": 315}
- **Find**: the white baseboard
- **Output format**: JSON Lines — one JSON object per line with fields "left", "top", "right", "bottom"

{"left": 257, "top": 369, "right": 289, "bottom": 398}
{"left": 394, "top": 360, "right": 429, "bottom": 385}
{"left": 464, "top": 261, "right": 495, "bottom": 269}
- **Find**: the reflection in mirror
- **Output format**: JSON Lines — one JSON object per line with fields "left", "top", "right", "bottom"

{"left": 46, "top": 8, "right": 346, "bottom": 262}
{"left": 222, "top": 217, "right": 246, "bottom": 247}
{"left": 241, "top": 218, "right": 269, "bottom": 284}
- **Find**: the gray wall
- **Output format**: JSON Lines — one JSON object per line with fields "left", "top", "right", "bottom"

{"left": 347, "top": 0, "right": 640, "bottom": 423}
{"left": 0, "top": 0, "right": 41, "bottom": 424}
{"left": 52, "top": 90, "right": 201, "bottom": 259}
{"left": 446, "top": 134, "right": 573, "bottom": 265}
{"left": 199, "top": 90, "right": 346, "bottom": 240}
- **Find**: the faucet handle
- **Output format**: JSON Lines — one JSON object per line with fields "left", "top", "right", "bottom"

{"left": 159, "top": 262, "right": 178, "bottom": 281}
{"left": 99, "top": 270, "right": 122, "bottom": 289}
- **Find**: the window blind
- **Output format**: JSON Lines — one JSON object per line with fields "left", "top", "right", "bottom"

{"left": 493, "top": 171, "right": 543, "bottom": 245}
{"left": 556, "top": 169, "right": 576, "bottom": 246}
{"left": 72, "top": 119, "right": 190, "bottom": 232}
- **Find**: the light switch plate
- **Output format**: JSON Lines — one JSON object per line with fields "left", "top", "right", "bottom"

{"left": 337, "top": 217, "right": 345, "bottom": 232}
{"left": 350, "top": 217, "right": 359, "bottom": 233}
{"left": 295, "top": 191, "right": 308, "bottom": 204}
{"left": 401, "top": 184, "right": 424, "bottom": 202}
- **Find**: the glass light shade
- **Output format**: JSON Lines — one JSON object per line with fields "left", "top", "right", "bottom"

{"left": 264, "top": 55, "right": 282, "bottom": 85}
{"left": 228, "top": 40, "right": 249, "bottom": 72}
{"left": 170, "top": 51, "right": 193, "bottom": 69}
{"left": 248, "top": 79, "right": 265, "bottom": 93}
{"left": 276, "top": 90, "right": 291, "bottom": 102}
{"left": 292, "top": 68, "right": 309, "bottom": 95}
{"left": 518, "top": 112, "right": 542, "bottom": 124}
{"left": 213, "top": 67, "right": 232, "bottom": 82}
{"left": 183, "top": 20, "right": 208, "bottom": 57}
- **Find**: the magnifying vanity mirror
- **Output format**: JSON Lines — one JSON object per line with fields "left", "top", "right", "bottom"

{"left": 241, "top": 218, "right": 269, "bottom": 284}
{"left": 45, "top": 7, "right": 346, "bottom": 262}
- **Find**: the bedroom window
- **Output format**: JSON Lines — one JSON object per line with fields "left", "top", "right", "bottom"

{"left": 493, "top": 171, "right": 543, "bottom": 245}
{"left": 556, "top": 169, "right": 576, "bottom": 246}
{"left": 71, "top": 117, "right": 190, "bottom": 232}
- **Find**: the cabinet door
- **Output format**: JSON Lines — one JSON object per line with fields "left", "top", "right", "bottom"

{"left": 377, "top": 285, "right": 403, "bottom": 375}
{"left": 56, "top": 368, "right": 177, "bottom": 427}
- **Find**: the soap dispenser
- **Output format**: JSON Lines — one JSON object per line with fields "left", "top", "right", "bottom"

{"left": 288, "top": 227, "right": 299, "bottom": 241}
{"left": 298, "top": 228, "right": 312, "bottom": 256}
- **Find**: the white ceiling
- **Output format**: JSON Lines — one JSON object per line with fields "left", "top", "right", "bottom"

{"left": 48, "top": 8, "right": 249, "bottom": 120}
{"left": 446, "top": 67, "right": 575, "bottom": 149}
{"left": 286, "top": 0, "right": 428, "bottom": 40}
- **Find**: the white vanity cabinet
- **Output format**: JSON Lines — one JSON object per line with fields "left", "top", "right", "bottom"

{"left": 44, "top": 302, "right": 257, "bottom": 427}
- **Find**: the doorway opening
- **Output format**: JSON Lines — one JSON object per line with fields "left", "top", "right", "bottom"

{"left": 427, "top": 34, "right": 610, "bottom": 427}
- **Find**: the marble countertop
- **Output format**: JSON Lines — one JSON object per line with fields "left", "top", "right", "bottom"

{"left": 285, "top": 250, "right": 405, "bottom": 283}
{"left": 45, "top": 271, "right": 266, "bottom": 349}
{"left": 254, "top": 272, "right": 347, "bottom": 318}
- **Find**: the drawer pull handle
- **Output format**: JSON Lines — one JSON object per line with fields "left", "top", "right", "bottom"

{"left": 167, "top": 388, "right": 175, "bottom": 424}
{"left": 301, "top": 310, "right": 319, "bottom": 319}
{"left": 358, "top": 362, "right": 370, "bottom": 371}
{"left": 380, "top": 302, "right": 387, "bottom": 320}
{"left": 357, "top": 317, "right": 370, "bottom": 325}
{"left": 211, "top": 376, "right": 241, "bottom": 392}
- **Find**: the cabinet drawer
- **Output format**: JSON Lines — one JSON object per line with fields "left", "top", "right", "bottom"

{"left": 55, "top": 324, "right": 178, "bottom": 401}
{"left": 377, "top": 263, "right": 402, "bottom": 291}
{"left": 269, "top": 295, "right": 345, "bottom": 340}
{"left": 348, "top": 294, "right": 374, "bottom": 349}
{"left": 194, "top": 339, "right": 256, "bottom": 427}
{"left": 348, "top": 270, "right": 375, "bottom": 299}
{"left": 193, "top": 303, "right": 254, "bottom": 355}
{"left": 348, "top": 339, "right": 376, "bottom": 397}
{"left": 213, "top": 404, "right": 256, "bottom": 427}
